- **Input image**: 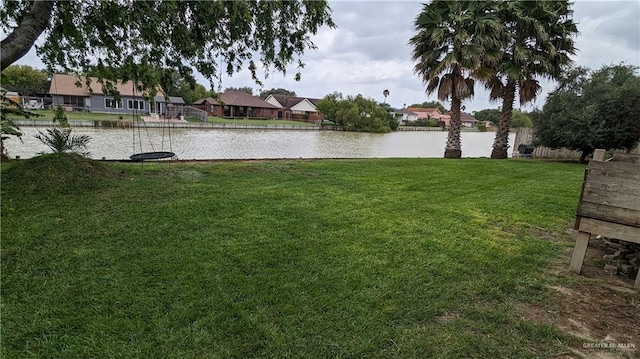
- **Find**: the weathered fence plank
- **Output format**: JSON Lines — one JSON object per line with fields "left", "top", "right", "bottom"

{"left": 583, "top": 175, "right": 640, "bottom": 195}
{"left": 575, "top": 217, "right": 640, "bottom": 243}
{"left": 570, "top": 153, "right": 640, "bottom": 288}
{"left": 587, "top": 161, "right": 640, "bottom": 181}
{"left": 581, "top": 188, "right": 640, "bottom": 211}
{"left": 577, "top": 202, "right": 640, "bottom": 227}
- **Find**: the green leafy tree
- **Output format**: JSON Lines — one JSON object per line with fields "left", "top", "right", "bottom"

{"left": 378, "top": 102, "right": 392, "bottom": 112}
{"left": 532, "top": 64, "right": 640, "bottom": 163}
{"left": 53, "top": 105, "right": 69, "bottom": 127}
{"left": 387, "top": 115, "right": 399, "bottom": 131}
{"left": 259, "top": 88, "right": 297, "bottom": 99}
{"left": 225, "top": 87, "right": 254, "bottom": 96}
{"left": 154, "top": 68, "right": 199, "bottom": 100}
{"left": 1, "top": 1, "right": 335, "bottom": 92}
{"left": 510, "top": 110, "right": 532, "bottom": 128}
{"left": 487, "top": 1, "right": 578, "bottom": 159}
{"left": 317, "top": 93, "right": 392, "bottom": 133}
{"left": 1, "top": 65, "right": 49, "bottom": 96}
{"left": 378, "top": 102, "right": 400, "bottom": 131}
{"left": 472, "top": 108, "right": 501, "bottom": 124}
{"left": 410, "top": 0, "right": 500, "bottom": 158}
{"left": 182, "top": 83, "right": 212, "bottom": 104}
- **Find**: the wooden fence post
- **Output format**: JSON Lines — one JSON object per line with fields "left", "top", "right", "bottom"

{"left": 593, "top": 149, "right": 606, "bottom": 161}
{"left": 570, "top": 231, "right": 591, "bottom": 273}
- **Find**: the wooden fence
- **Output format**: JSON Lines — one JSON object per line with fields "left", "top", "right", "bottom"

{"left": 512, "top": 127, "right": 640, "bottom": 159}
{"left": 569, "top": 152, "right": 640, "bottom": 288}
{"left": 512, "top": 127, "right": 581, "bottom": 160}
{"left": 167, "top": 105, "right": 207, "bottom": 122}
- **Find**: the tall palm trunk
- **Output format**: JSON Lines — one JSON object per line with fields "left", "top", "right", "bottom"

{"left": 491, "top": 80, "right": 516, "bottom": 159}
{"left": 0, "top": 141, "right": 8, "bottom": 161}
{"left": 444, "top": 96, "right": 462, "bottom": 158}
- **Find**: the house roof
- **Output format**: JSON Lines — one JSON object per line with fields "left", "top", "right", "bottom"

{"left": 405, "top": 107, "right": 442, "bottom": 114}
{"left": 168, "top": 96, "right": 185, "bottom": 104}
{"left": 270, "top": 94, "right": 321, "bottom": 108}
{"left": 398, "top": 109, "right": 419, "bottom": 116}
{"left": 195, "top": 90, "right": 279, "bottom": 109}
{"left": 49, "top": 73, "right": 161, "bottom": 97}
{"left": 1, "top": 87, "right": 19, "bottom": 96}
{"left": 460, "top": 112, "right": 478, "bottom": 123}
{"left": 403, "top": 107, "right": 450, "bottom": 120}
{"left": 153, "top": 95, "right": 185, "bottom": 104}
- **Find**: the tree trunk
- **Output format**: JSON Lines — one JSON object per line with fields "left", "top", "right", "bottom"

{"left": 491, "top": 80, "right": 517, "bottom": 159}
{"left": 444, "top": 96, "right": 462, "bottom": 158}
{"left": 0, "top": 141, "right": 8, "bottom": 161}
{"left": 0, "top": 1, "right": 54, "bottom": 71}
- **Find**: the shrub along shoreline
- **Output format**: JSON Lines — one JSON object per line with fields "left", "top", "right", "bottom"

{"left": 1, "top": 155, "right": 587, "bottom": 358}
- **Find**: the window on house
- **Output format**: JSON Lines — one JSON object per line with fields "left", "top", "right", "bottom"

{"left": 127, "top": 99, "right": 144, "bottom": 110}
{"left": 62, "top": 96, "right": 85, "bottom": 107}
{"left": 292, "top": 110, "right": 304, "bottom": 114}
{"left": 105, "top": 98, "right": 122, "bottom": 109}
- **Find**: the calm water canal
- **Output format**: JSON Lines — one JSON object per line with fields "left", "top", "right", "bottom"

{"left": 5, "top": 127, "right": 515, "bottom": 160}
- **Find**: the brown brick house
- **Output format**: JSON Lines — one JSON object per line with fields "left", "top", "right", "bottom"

{"left": 264, "top": 94, "right": 324, "bottom": 122}
{"left": 404, "top": 107, "right": 451, "bottom": 126}
{"left": 193, "top": 90, "right": 279, "bottom": 118}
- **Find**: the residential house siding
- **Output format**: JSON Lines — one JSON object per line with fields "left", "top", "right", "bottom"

{"left": 264, "top": 94, "right": 324, "bottom": 122}
{"left": 48, "top": 74, "right": 183, "bottom": 115}
{"left": 194, "top": 90, "right": 279, "bottom": 119}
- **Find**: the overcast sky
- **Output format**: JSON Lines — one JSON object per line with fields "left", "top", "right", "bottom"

{"left": 10, "top": 0, "right": 640, "bottom": 113}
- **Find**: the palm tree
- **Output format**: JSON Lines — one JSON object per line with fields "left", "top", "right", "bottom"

{"left": 489, "top": 1, "right": 578, "bottom": 159}
{"left": 410, "top": 1, "right": 501, "bottom": 158}
{"left": 35, "top": 128, "right": 92, "bottom": 156}
{"left": 34, "top": 105, "right": 91, "bottom": 156}
{"left": 382, "top": 89, "right": 390, "bottom": 104}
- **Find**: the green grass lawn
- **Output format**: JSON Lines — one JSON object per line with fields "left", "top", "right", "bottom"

{"left": 207, "top": 116, "right": 317, "bottom": 126}
{"left": 1, "top": 155, "right": 587, "bottom": 358}
{"left": 8, "top": 109, "right": 139, "bottom": 122}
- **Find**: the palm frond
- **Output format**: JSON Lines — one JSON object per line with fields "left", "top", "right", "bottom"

{"left": 35, "top": 128, "right": 92, "bottom": 156}
{"left": 488, "top": 77, "right": 505, "bottom": 101}
{"left": 427, "top": 77, "right": 440, "bottom": 94}
{"left": 519, "top": 78, "right": 541, "bottom": 104}
{"left": 438, "top": 75, "right": 453, "bottom": 101}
